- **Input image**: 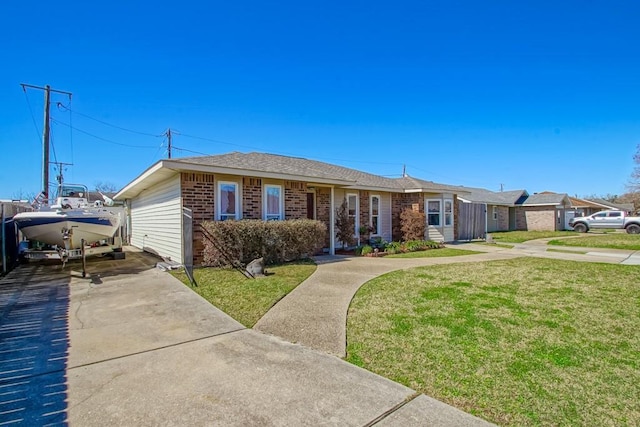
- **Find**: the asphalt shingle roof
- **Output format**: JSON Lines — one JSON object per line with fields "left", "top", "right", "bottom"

{"left": 588, "top": 199, "right": 635, "bottom": 212}
{"left": 521, "top": 193, "right": 568, "bottom": 206}
{"left": 173, "top": 152, "right": 468, "bottom": 193}
{"left": 458, "top": 187, "right": 528, "bottom": 206}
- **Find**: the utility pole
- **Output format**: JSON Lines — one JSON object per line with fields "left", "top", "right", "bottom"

{"left": 42, "top": 85, "right": 51, "bottom": 198}
{"left": 20, "top": 83, "right": 72, "bottom": 200}
{"left": 166, "top": 128, "right": 172, "bottom": 159}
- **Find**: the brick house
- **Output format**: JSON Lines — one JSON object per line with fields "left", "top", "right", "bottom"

{"left": 114, "top": 152, "right": 469, "bottom": 265}
{"left": 515, "top": 193, "right": 572, "bottom": 231}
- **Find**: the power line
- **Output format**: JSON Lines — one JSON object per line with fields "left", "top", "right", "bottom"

{"left": 50, "top": 118, "right": 160, "bottom": 148}
{"left": 56, "top": 103, "right": 164, "bottom": 137}
{"left": 172, "top": 146, "right": 211, "bottom": 156}
{"left": 21, "top": 87, "right": 42, "bottom": 143}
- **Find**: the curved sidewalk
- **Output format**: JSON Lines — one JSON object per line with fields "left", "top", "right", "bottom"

{"left": 254, "top": 250, "right": 518, "bottom": 357}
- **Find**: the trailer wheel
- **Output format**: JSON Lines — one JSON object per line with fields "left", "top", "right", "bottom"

{"left": 573, "top": 223, "right": 588, "bottom": 233}
{"left": 626, "top": 224, "right": 640, "bottom": 234}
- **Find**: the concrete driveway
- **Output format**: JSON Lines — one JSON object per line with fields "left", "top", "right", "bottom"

{"left": 0, "top": 248, "right": 492, "bottom": 426}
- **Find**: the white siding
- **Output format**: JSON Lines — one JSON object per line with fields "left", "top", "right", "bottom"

{"left": 130, "top": 174, "right": 183, "bottom": 263}
{"left": 425, "top": 193, "right": 455, "bottom": 243}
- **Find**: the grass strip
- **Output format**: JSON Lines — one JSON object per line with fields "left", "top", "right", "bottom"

{"left": 548, "top": 234, "right": 640, "bottom": 250}
{"left": 172, "top": 260, "right": 316, "bottom": 327}
{"left": 386, "top": 248, "right": 482, "bottom": 258}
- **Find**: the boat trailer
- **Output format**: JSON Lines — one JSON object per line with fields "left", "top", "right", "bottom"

{"left": 20, "top": 236, "right": 125, "bottom": 278}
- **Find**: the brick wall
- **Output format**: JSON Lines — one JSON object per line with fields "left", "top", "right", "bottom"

{"left": 243, "top": 177, "right": 262, "bottom": 219}
{"left": 316, "top": 188, "right": 332, "bottom": 248}
{"left": 284, "top": 181, "right": 308, "bottom": 219}
{"left": 516, "top": 206, "right": 556, "bottom": 231}
{"left": 359, "top": 191, "right": 370, "bottom": 230}
{"left": 391, "top": 193, "right": 423, "bottom": 241}
{"left": 181, "top": 172, "right": 216, "bottom": 265}
{"left": 497, "top": 206, "right": 509, "bottom": 231}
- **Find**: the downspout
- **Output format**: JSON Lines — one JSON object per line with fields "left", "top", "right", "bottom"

{"left": 330, "top": 186, "right": 335, "bottom": 255}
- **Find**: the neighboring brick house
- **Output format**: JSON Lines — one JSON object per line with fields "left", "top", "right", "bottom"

{"left": 114, "top": 152, "right": 468, "bottom": 265}
{"left": 515, "top": 193, "right": 572, "bottom": 231}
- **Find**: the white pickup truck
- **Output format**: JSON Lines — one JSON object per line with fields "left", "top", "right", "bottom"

{"left": 569, "top": 210, "right": 640, "bottom": 234}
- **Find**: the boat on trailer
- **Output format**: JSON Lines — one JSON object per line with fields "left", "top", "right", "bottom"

{"left": 13, "top": 183, "right": 121, "bottom": 250}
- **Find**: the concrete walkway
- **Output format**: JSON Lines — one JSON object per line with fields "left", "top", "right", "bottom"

{"left": 254, "top": 251, "right": 519, "bottom": 357}
{"left": 0, "top": 249, "right": 493, "bottom": 426}
{"left": 255, "top": 240, "right": 640, "bottom": 357}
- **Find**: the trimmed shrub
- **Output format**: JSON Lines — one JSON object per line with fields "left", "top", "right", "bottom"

{"left": 404, "top": 239, "right": 443, "bottom": 252}
{"left": 201, "top": 219, "right": 326, "bottom": 266}
{"left": 400, "top": 208, "right": 426, "bottom": 241}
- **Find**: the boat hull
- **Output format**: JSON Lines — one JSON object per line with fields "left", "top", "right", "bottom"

{"left": 14, "top": 209, "right": 121, "bottom": 249}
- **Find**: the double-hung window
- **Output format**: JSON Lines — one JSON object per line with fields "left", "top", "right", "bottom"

{"left": 370, "top": 195, "right": 380, "bottom": 235}
{"left": 264, "top": 184, "right": 283, "bottom": 220}
{"left": 218, "top": 181, "right": 239, "bottom": 221}
{"left": 444, "top": 199, "right": 453, "bottom": 227}
{"left": 347, "top": 193, "right": 358, "bottom": 235}
{"left": 427, "top": 200, "right": 441, "bottom": 226}
{"left": 492, "top": 206, "right": 498, "bottom": 221}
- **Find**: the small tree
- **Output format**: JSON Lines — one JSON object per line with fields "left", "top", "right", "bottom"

{"left": 94, "top": 181, "right": 118, "bottom": 193}
{"left": 335, "top": 198, "right": 356, "bottom": 249}
{"left": 400, "top": 207, "right": 426, "bottom": 241}
{"left": 624, "top": 144, "right": 640, "bottom": 213}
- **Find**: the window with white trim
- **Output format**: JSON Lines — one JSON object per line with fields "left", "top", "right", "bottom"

{"left": 347, "top": 193, "right": 358, "bottom": 235}
{"left": 370, "top": 195, "right": 380, "bottom": 235}
{"left": 444, "top": 199, "right": 453, "bottom": 227}
{"left": 427, "top": 200, "right": 441, "bottom": 226}
{"left": 264, "top": 184, "right": 283, "bottom": 220}
{"left": 217, "top": 181, "right": 239, "bottom": 221}
{"left": 492, "top": 206, "right": 498, "bottom": 221}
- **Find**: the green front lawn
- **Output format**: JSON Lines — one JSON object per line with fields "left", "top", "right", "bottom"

{"left": 386, "top": 248, "right": 482, "bottom": 258}
{"left": 346, "top": 258, "right": 639, "bottom": 426}
{"left": 548, "top": 234, "right": 640, "bottom": 250}
{"left": 172, "top": 260, "right": 316, "bottom": 327}
{"left": 489, "top": 230, "right": 577, "bottom": 243}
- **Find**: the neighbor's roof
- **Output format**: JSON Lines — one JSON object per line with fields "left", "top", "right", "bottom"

{"left": 567, "top": 196, "right": 606, "bottom": 209}
{"left": 115, "top": 152, "right": 469, "bottom": 200}
{"left": 588, "top": 198, "right": 634, "bottom": 212}
{"left": 521, "top": 192, "right": 570, "bottom": 206}
{"left": 457, "top": 187, "right": 528, "bottom": 206}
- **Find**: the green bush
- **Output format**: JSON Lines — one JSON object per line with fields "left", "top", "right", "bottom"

{"left": 201, "top": 219, "right": 326, "bottom": 266}
{"left": 386, "top": 241, "right": 403, "bottom": 254}
{"left": 360, "top": 245, "right": 373, "bottom": 256}
{"left": 369, "top": 236, "right": 387, "bottom": 250}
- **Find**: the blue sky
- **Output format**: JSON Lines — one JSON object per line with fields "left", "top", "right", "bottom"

{"left": 2, "top": 1, "right": 639, "bottom": 199}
